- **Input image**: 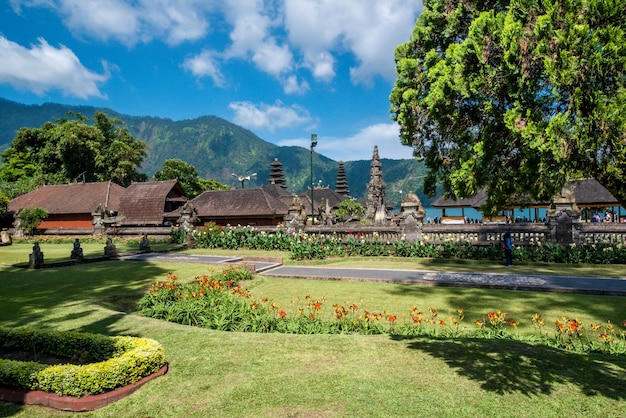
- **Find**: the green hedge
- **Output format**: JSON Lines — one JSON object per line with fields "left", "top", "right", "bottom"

{"left": 0, "top": 327, "right": 165, "bottom": 397}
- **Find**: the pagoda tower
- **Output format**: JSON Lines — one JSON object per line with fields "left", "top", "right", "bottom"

{"left": 334, "top": 161, "right": 350, "bottom": 197}
{"left": 267, "top": 158, "right": 287, "bottom": 189}
{"left": 365, "top": 146, "right": 386, "bottom": 222}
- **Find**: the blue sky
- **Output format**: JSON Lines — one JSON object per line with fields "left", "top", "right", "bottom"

{"left": 0, "top": 0, "right": 423, "bottom": 161}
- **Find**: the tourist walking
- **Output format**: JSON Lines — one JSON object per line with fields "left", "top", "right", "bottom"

{"left": 503, "top": 231, "right": 513, "bottom": 266}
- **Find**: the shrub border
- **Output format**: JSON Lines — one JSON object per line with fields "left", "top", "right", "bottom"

{"left": 0, "top": 327, "right": 167, "bottom": 410}
{"left": 0, "top": 364, "right": 168, "bottom": 411}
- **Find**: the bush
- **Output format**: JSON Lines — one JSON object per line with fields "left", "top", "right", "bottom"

{"left": 0, "top": 327, "right": 165, "bottom": 396}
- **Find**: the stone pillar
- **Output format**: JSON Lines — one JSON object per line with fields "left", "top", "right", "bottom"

{"left": 547, "top": 187, "right": 581, "bottom": 245}
{"left": 402, "top": 215, "right": 420, "bottom": 242}
{"left": 29, "top": 242, "right": 44, "bottom": 268}
{"left": 177, "top": 202, "right": 199, "bottom": 231}
{"left": 399, "top": 192, "right": 425, "bottom": 240}
{"left": 284, "top": 196, "right": 306, "bottom": 234}
{"left": 92, "top": 205, "right": 105, "bottom": 235}
{"left": 70, "top": 238, "right": 84, "bottom": 261}
{"left": 13, "top": 213, "right": 24, "bottom": 238}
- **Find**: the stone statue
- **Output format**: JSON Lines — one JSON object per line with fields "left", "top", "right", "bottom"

{"left": 71, "top": 238, "right": 84, "bottom": 260}
{"left": 140, "top": 234, "right": 151, "bottom": 251}
{"left": 29, "top": 242, "right": 44, "bottom": 268}
{"left": 104, "top": 236, "right": 118, "bottom": 257}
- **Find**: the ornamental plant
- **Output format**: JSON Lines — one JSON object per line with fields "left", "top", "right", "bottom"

{"left": 137, "top": 268, "right": 626, "bottom": 355}
{"left": 172, "top": 226, "right": 626, "bottom": 264}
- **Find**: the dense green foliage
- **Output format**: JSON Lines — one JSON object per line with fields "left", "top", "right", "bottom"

{"left": 334, "top": 199, "right": 366, "bottom": 222}
{"left": 174, "top": 226, "right": 626, "bottom": 264}
{"left": 0, "top": 327, "right": 165, "bottom": 396}
{"left": 391, "top": 0, "right": 626, "bottom": 211}
{"left": 153, "top": 158, "right": 228, "bottom": 198}
{"left": 0, "top": 111, "right": 147, "bottom": 187}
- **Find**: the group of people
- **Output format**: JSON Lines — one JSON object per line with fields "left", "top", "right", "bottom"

{"left": 590, "top": 211, "right": 618, "bottom": 223}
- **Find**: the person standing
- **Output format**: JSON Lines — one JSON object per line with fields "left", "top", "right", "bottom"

{"left": 503, "top": 231, "right": 513, "bottom": 266}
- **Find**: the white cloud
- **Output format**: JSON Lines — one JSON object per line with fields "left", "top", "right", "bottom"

{"left": 0, "top": 36, "right": 108, "bottom": 98}
{"left": 278, "top": 122, "right": 412, "bottom": 161}
{"left": 229, "top": 100, "right": 313, "bottom": 132}
{"left": 284, "top": 0, "right": 423, "bottom": 84}
{"left": 10, "top": 0, "right": 213, "bottom": 46}
{"left": 182, "top": 49, "right": 226, "bottom": 87}
{"left": 282, "top": 75, "right": 309, "bottom": 95}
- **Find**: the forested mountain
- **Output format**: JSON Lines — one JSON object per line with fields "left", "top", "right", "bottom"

{"left": 0, "top": 98, "right": 430, "bottom": 206}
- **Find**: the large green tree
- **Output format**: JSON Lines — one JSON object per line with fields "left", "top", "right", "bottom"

{"left": 153, "top": 158, "right": 228, "bottom": 198}
{"left": 390, "top": 0, "right": 626, "bottom": 211}
{"left": 0, "top": 112, "right": 147, "bottom": 187}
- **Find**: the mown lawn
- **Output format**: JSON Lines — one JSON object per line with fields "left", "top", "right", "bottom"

{"left": 0, "top": 244, "right": 625, "bottom": 417}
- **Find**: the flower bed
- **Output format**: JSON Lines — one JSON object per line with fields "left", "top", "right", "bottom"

{"left": 0, "top": 327, "right": 166, "bottom": 404}
{"left": 138, "top": 267, "right": 626, "bottom": 355}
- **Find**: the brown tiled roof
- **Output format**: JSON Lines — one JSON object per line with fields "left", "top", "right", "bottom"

{"left": 117, "top": 180, "right": 187, "bottom": 225}
{"left": 184, "top": 188, "right": 288, "bottom": 218}
{"left": 8, "top": 182, "right": 125, "bottom": 215}
{"left": 263, "top": 183, "right": 291, "bottom": 198}
{"left": 297, "top": 187, "right": 347, "bottom": 214}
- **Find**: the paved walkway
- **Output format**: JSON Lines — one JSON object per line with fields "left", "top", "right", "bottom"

{"left": 121, "top": 253, "right": 626, "bottom": 296}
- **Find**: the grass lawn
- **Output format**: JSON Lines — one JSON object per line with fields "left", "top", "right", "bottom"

{"left": 0, "top": 244, "right": 625, "bottom": 417}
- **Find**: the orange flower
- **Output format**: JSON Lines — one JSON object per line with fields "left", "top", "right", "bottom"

{"left": 312, "top": 301, "right": 322, "bottom": 312}
{"left": 590, "top": 323, "right": 602, "bottom": 330}
{"left": 279, "top": 310, "right": 287, "bottom": 318}
{"left": 309, "top": 313, "right": 316, "bottom": 320}
{"left": 388, "top": 315, "right": 397, "bottom": 323}
{"left": 350, "top": 304, "right": 359, "bottom": 312}
{"left": 438, "top": 320, "right": 446, "bottom": 327}
{"left": 412, "top": 316, "right": 421, "bottom": 325}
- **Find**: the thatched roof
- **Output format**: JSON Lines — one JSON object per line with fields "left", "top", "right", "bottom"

{"left": 8, "top": 181, "right": 125, "bottom": 215}
{"left": 181, "top": 188, "right": 288, "bottom": 218}
{"left": 117, "top": 180, "right": 187, "bottom": 226}
{"left": 431, "top": 179, "right": 619, "bottom": 210}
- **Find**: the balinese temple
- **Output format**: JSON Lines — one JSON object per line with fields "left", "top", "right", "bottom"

{"left": 267, "top": 158, "right": 287, "bottom": 189}
{"left": 335, "top": 161, "right": 350, "bottom": 197}
{"left": 365, "top": 146, "right": 387, "bottom": 223}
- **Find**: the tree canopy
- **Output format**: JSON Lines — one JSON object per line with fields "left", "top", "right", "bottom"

{"left": 390, "top": 0, "right": 626, "bottom": 211}
{"left": 153, "top": 158, "right": 228, "bottom": 198}
{"left": 0, "top": 112, "right": 147, "bottom": 188}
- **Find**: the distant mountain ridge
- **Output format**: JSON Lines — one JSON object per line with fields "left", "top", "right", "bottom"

{"left": 0, "top": 98, "right": 430, "bottom": 205}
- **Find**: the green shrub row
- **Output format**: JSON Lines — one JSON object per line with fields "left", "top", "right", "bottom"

{"left": 0, "top": 327, "right": 165, "bottom": 397}
{"left": 172, "top": 225, "right": 626, "bottom": 264}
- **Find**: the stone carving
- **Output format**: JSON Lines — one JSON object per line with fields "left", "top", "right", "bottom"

{"left": 104, "top": 236, "right": 118, "bottom": 257}
{"left": 29, "top": 242, "right": 44, "bottom": 268}
{"left": 285, "top": 196, "right": 307, "bottom": 233}
{"left": 71, "top": 238, "right": 84, "bottom": 260}
{"left": 365, "top": 146, "right": 387, "bottom": 224}
{"left": 140, "top": 234, "right": 151, "bottom": 251}
{"left": 177, "top": 201, "right": 199, "bottom": 230}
